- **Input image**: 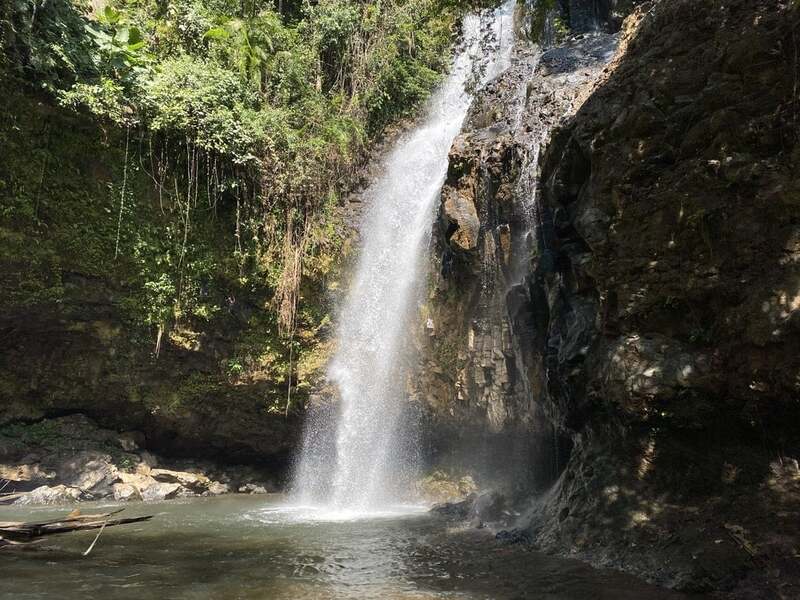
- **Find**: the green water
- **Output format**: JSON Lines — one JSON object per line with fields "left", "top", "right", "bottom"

{"left": 1, "top": 495, "right": 695, "bottom": 599}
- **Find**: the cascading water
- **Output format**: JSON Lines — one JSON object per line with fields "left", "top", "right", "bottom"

{"left": 292, "top": 0, "right": 516, "bottom": 515}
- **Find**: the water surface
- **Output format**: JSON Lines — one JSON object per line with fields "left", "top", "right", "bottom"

{"left": 2, "top": 495, "right": 696, "bottom": 599}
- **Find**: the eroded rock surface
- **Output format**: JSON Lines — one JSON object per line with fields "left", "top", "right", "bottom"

{"left": 420, "top": 0, "right": 800, "bottom": 597}
{"left": 415, "top": 19, "right": 619, "bottom": 496}
{"left": 524, "top": 0, "right": 800, "bottom": 593}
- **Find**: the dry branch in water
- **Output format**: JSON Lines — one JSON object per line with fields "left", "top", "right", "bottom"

{"left": 0, "top": 508, "right": 153, "bottom": 549}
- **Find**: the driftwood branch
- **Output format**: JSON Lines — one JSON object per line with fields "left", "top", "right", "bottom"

{"left": 0, "top": 492, "right": 28, "bottom": 505}
{"left": 0, "top": 509, "right": 153, "bottom": 548}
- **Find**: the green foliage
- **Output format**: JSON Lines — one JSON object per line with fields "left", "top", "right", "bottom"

{"left": 0, "top": 420, "right": 62, "bottom": 445}
{"left": 205, "top": 12, "right": 287, "bottom": 91}
{"left": 0, "top": 418, "right": 140, "bottom": 470}
{"left": 3, "top": 0, "right": 467, "bottom": 172}
{"left": 416, "top": 470, "right": 478, "bottom": 502}
{"left": 88, "top": 6, "right": 149, "bottom": 73}
{"left": 0, "top": 0, "right": 487, "bottom": 412}
{"left": 0, "top": 0, "right": 97, "bottom": 89}
{"left": 60, "top": 77, "right": 132, "bottom": 124}
{"left": 142, "top": 55, "right": 264, "bottom": 160}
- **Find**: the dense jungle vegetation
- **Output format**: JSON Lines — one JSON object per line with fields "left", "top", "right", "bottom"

{"left": 0, "top": 0, "right": 488, "bottom": 417}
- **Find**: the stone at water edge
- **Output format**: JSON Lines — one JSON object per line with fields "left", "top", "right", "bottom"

{"left": 238, "top": 483, "right": 268, "bottom": 494}
{"left": 14, "top": 485, "right": 85, "bottom": 505}
{"left": 430, "top": 491, "right": 508, "bottom": 527}
{"left": 0, "top": 462, "right": 55, "bottom": 490}
{"left": 206, "top": 481, "right": 230, "bottom": 496}
{"left": 430, "top": 494, "right": 477, "bottom": 520}
{"left": 112, "top": 483, "right": 143, "bottom": 502}
{"left": 140, "top": 482, "right": 182, "bottom": 502}
{"left": 67, "top": 456, "right": 122, "bottom": 497}
{"left": 150, "top": 468, "right": 211, "bottom": 493}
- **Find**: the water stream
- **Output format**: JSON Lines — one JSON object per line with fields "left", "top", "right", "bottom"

{"left": 292, "top": 0, "right": 516, "bottom": 514}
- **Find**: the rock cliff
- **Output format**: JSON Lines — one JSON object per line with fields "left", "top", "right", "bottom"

{"left": 419, "top": 0, "right": 800, "bottom": 596}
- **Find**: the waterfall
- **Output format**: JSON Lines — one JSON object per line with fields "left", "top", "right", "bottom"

{"left": 292, "top": 0, "right": 516, "bottom": 515}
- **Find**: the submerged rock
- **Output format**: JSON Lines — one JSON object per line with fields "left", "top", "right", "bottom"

{"left": 495, "top": 528, "right": 532, "bottom": 546}
{"left": 430, "top": 494, "right": 476, "bottom": 520}
{"left": 431, "top": 490, "right": 508, "bottom": 528}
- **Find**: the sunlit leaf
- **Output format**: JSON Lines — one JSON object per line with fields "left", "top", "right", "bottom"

{"left": 102, "top": 5, "right": 121, "bottom": 25}
{"left": 204, "top": 27, "right": 230, "bottom": 40}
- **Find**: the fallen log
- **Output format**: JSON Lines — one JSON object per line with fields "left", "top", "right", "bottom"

{"left": 0, "top": 508, "right": 153, "bottom": 546}
{"left": 0, "top": 492, "right": 27, "bottom": 505}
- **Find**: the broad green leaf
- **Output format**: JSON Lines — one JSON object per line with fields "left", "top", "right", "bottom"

{"left": 102, "top": 6, "right": 121, "bottom": 24}
{"left": 128, "top": 27, "right": 144, "bottom": 45}
{"left": 204, "top": 27, "right": 230, "bottom": 40}
{"left": 85, "top": 24, "right": 112, "bottom": 43}
{"left": 116, "top": 27, "right": 130, "bottom": 45}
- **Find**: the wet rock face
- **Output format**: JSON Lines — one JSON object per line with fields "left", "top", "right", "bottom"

{"left": 529, "top": 0, "right": 800, "bottom": 595}
{"left": 537, "top": 0, "right": 800, "bottom": 452}
{"left": 421, "top": 60, "right": 532, "bottom": 433}
{"left": 532, "top": 0, "right": 638, "bottom": 37}
{"left": 415, "top": 27, "right": 618, "bottom": 493}
{"left": 430, "top": 126, "right": 524, "bottom": 434}
{"left": 565, "top": 0, "right": 635, "bottom": 32}
{"left": 423, "top": 0, "right": 800, "bottom": 595}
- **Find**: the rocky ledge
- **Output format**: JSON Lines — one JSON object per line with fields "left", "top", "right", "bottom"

{"left": 0, "top": 415, "right": 277, "bottom": 505}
